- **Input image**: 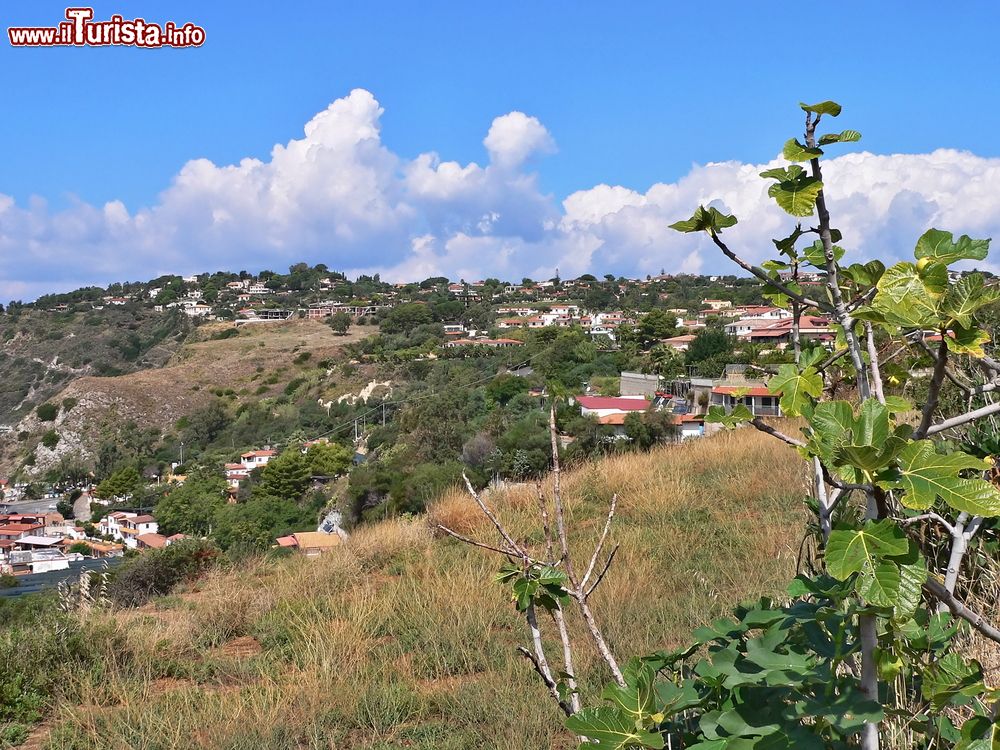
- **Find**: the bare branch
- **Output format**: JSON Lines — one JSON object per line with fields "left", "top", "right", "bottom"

{"left": 814, "top": 457, "right": 832, "bottom": 542}
{"left": 807, "top": 111, "right": 878, "bottom": 750}
{"left": 462, "top": 472, "right": 526, "bottom": 557}
{"left": 915, "top": 334, "right": 950, "bottom": 439}
{"left": 548, "top": 407, "right": 573, "bottom": 568}
{"left": 816, "top": 461, "right": 872, "bottom": 493}
{"left": 517, "top": 601, "right": 574, "bottom": 718}
{"left": 925, "top": 400, "right": 1000, "bottom": 437}
{"left": 895, "top": 513, "right": 956, "bottom": 536}
{"left": 913, "top": 337, "right": 972, "bottom": 397}
{"left": 585, "top": 544, "right": 620, "bottom": 599}
{"left": 435, "top": 524, "right": 526, "bottom": 560}
{"left": 535, "top": 483, "right": 556, "bottom": 561}
{"left": 709, "top": 233, "right": 830, "bottom": 312}
{"left": 582, "top": 494, "right": 618, "bottom": 590}
{"left": 965, "top": 515, "right": 985, "bottom": 541}
{"left": 864, "top": 322, "right": 886, "bottom": 405}
{"left": 550, "top": 606, "right": 582, "bottom": 714}
{"left": 749, "top": 417, "right": 806, "bottom": 447}
{"left": 925, "top": 577, "right": 1000, "bottom": 645}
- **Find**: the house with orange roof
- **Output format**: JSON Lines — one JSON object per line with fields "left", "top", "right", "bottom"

{"left": 275, "top": 531, "right": 342, "bottom": 558}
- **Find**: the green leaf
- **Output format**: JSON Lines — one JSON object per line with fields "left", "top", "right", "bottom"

{"left": 825, "top": 520, "right": 909, "bottom": 580}
{"left": 883, "top": 395, "right": 913, "bottom": 414}
{"left": 841, "top": 260, "right": 886, "bottom": 288}
{"left": 800, "top": 100, "right": 843, "bottom": 117}
{"left": 601, "top": 663, "right": 657, "bottom": 720}
{"left": 818, "top": 129, "right": 862, "bottom": 145}
{"left": 881, "top": 441, "right": 1000, "bottom": 515}
{"left": 715, "top": 705, "right": 782, "bottom": 737}
{"left": 766, "top": 171, "right": 824, "bottom": 218}
{"left": 866, "top": 262, "right": 944, "bottom": 328}
{"left": 856, "top": 560, "right": 902, "bottom": 607}
{"left": 854, "top": 398, "right": 889, "bottom": 446}
{"left": 921, "top": 653, "right": 985, "bottom": 710}
{"left": 653, "top": 680, "right": 702, "bottom": 717}
{"left": 802, "top": 239, "right": 844, "bottom": 268}
{"left": 768, "top": 364, "right": 823, "bottom": 416}
{"left": 948, "top": 324, "right": 992, "bottom": 357}
{"left": 772, "top": 225, "right": 805, "bottom": 257}
{"left": 940, "top": 274, "right": 1000, "bottom": 328}
{"left": 782, "top": 138, "right": 823, "bottom": 162}
{"left": 705, "top": 404, "right": 752, "bottom": 428}
{"left": 669, "top": 205, "right": 738, "bottom": 235}
{"left": 565, "top": 707, "right": 665, "bottom": 749}
{"left": 895, "top": 555, "right": 928, "bottom": 620}
{"left": 914, "top": 228, "right": 991, "bottom": 266}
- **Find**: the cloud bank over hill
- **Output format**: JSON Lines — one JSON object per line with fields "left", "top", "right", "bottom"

{"left": 2, "top": 88, "right": 1000, "bottom": 301}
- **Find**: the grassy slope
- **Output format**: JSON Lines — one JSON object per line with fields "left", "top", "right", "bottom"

{"left": 36, "top": 428, "right": 806, "bottom": 750}
{"left": 1, "top": 320, "right": 378, "bottom": 477}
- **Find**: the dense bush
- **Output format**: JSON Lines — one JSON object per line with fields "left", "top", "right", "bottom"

{"left": 107, "top": 539, "right": 220, "bottom": 607}
{"left": 36, "top": 403, "right": 58, "bottom": 421}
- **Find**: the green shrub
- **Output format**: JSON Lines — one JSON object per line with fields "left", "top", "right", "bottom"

{"left": 36, "top": 403, "right": 58, "bottom": 422}
{"left": 284, "top": 377, "right": 306, "bottom": 395}
{"left": 61, "top": 397, "right": 78, "bottom": 413}
{"left": 40, "top": 430, "right": 59, "bottom": 450}
{"left": 107, "top": 539, "right": 220, "bottom": 607}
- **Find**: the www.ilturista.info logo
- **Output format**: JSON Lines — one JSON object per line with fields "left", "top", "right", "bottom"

{"left": 8, "top": 7, "right": 205, "bottom": 48}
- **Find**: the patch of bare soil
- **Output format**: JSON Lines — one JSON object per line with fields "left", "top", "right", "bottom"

{"left": 15, "top": 723, "right": 50, "bottom": 750}
{"left": 219, "top": 635, "right": 263, "bottom": 659}
{"left": 149, "top": 677, "right": 196, "bottom": 695}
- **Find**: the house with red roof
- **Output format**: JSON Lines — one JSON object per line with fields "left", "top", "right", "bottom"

{"left": 241, "top": 450, "right": 277, "bottom": 470}
{"left": 575, "top": 396, "right": 652, "bottom": 419}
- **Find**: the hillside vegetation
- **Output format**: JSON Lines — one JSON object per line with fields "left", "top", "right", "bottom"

{"left": 0, "top": 307, "right": 190, "bottom": 421}
{"left": 15, "top": 429, "right": 805, "bottom": 749}
{"left": 0, "top": 319, "right": 378, "bottom": 478}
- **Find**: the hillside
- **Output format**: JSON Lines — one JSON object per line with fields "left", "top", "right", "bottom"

{"left": 0, "top": 307, "right": 190, "bottom": 421}
{"left": 16, "top": 429, "right": 806, "bottom": 749}
{"left": 0, "top": 319, "right": 378, "bottom": 478}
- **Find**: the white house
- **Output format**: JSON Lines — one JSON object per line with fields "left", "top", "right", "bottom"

{"left": 575, "top": 396, "right": 651, "bottom": 419}
{"left": 241, "top": 450, "right": 277, "bottom": 470}
{"left": 9, "top": 549, "right": 69, "bottom": 575}
{"left": 99, "top": 512, "right": 159, "bottom": 549}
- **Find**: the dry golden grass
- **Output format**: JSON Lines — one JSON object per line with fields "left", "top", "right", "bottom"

{"left": 40, "top": 426, "right": 808, "bottom": 750}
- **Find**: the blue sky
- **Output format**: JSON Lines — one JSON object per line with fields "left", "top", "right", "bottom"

{"left": 2, "top": 1, "right": 1000, "bottom": 300}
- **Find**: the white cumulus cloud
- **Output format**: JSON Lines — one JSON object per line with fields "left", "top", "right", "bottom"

{"left": 483, "top": 111, "right": 556, "bottom": 169}
{"left": 2, "top": 88, "right": 1000, "bottom": 302}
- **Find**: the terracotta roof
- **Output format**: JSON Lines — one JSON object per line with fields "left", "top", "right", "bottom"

{"left": 598, "top": 413, "right": 628, "bottom": 425}
{"left": 661, "top": 335, "right": 696, "bottom": 343}
{"left": 276, "top": 535, "right": 298, "bottom": 548}
{"left": 84, "top": 540, "right": 124, "bottom": 553}
{"left": 129, "top": 515, "right": 156, "bottom": 524}
{"left": 137, "top": 533, "right": 168, "bottom": 549}
{"left": 0, "top": 523, "right": 43, "bottom": 533}
{"left": 242, "top": 450, "right": 277, "bottom": 458}
{"left": 576, "top": 396, "right": 651, "bottom": 411}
